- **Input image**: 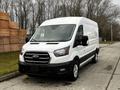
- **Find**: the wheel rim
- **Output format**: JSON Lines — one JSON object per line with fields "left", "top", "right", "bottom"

{"left": 73, "top": 64, "right": 78, "bottom": 78}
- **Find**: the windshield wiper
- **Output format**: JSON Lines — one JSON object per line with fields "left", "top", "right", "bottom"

{"left": 30, "top": 39, "right": 69, "bottom": 42}
{"left": 30, "top": 39, "right": 39, "bottom": 42}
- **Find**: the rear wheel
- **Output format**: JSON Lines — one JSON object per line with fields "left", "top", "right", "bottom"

{"left": 27, "top": 74, "right": 36, "bottom": 77}
{"left": 91, "top": 53, "right": 98, "bottom": 63}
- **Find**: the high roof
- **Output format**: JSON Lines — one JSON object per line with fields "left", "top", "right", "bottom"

{"left": 40, "top": 17, "right": 86, "bottom": 26}
{"left": 40, "top": 17, "right": 97, "bottom": 26}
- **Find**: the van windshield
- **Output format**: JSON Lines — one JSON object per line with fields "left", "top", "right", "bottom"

{"left": 30, "top": 24, "right": 76, "bottom": 42}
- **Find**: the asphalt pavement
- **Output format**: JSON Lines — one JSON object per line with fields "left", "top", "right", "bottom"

{"left": 0, "top": 42, "right": 120, "bottom": 90}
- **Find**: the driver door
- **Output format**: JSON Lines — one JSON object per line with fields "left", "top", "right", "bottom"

{"left": 73, "top": 25, "right": 86, "bottom": 63}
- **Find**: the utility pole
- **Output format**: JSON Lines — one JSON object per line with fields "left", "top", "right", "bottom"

{"left": 0, "top": 0, "right": 2, "bottom": 11}
{"left": 111, "top": 22, "right": 113, "bottom": 42}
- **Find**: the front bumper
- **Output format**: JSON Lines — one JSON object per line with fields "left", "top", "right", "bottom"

{"left": 19, "top": 61, "right": 74, "bottom": 76}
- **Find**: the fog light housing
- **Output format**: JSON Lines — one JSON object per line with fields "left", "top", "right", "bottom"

{"left": 60, "top": 68, "right": 66, "bottom": 72}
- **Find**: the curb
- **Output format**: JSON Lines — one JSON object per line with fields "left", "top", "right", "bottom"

{"left": 100, "top": 44, "right": 110, "bottom": 49}
{"left": 0, "top": 71, "right": 22, "bottom": 82}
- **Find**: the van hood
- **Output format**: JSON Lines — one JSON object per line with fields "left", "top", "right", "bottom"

{"left": 22, "top": 42, "right": 71, "bottom": 53}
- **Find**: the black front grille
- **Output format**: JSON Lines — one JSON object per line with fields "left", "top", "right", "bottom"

{"left": 24, "top": 51, "right": 50, "bottom": 64}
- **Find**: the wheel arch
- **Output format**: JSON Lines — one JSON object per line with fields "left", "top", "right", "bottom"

{"left": 96, "top": 48, "right": 100, "bottom": 54}
{"left": 73, "top": 56, "right": 80, "bottom": 64}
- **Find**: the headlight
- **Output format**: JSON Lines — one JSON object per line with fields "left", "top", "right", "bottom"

{"left": 54, "top": 46, "right": 70, "bottom": 57}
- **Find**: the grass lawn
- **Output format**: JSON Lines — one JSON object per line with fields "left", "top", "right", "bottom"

{"left": 0, "top": 52, "right": 19, "bottom": 76}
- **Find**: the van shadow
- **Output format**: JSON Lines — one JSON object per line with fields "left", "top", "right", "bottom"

{"left": 22, "top": 63, "right": 94, "bottom": 87}
{"left": 22, "top": 75, "right": 73, "bottom": 87}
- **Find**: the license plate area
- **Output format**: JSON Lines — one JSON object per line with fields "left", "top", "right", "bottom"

{"left": 30, "top": 66, "right": 39, "bottom": 73}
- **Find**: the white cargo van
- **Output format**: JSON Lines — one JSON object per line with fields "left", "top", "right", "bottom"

{"left": 19, "top": 17, "right": 99, "bottom": 81}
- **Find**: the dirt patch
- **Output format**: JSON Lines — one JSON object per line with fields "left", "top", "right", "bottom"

{"left": 104, "top": 65, "right": 113, "bottom": 71}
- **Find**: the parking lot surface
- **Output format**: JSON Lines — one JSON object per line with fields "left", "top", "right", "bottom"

{"left": 0, "top": 43, "right": 120, "bottom": 90}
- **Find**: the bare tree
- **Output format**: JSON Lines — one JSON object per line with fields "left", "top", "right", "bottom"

{"left": 36, "top": 0, "right": 45, "bottom": 25}
{"left": 52, "top": 0, "right": 83, "bottom": 17}
{"left": 0, "top": 0, "right": 2, "bottom": 11}
{"left": 2, "top": 0, "right": 10, "bottom": 13}
{"left": 14, "top": 0, "right": 31, "bottom": 29}
{"left": 9, "top": 0, "right": 15, "bottom": 21}
{"left": 29, "top": 0, "right": 46, "bottom": 35}
{"left": 85, "top": 0, "right": 120, "bottom": 40}
{"left": 0, "top": 0, "right": 119, "bottom": 40}
{"left": 67, "top": 0, "right": 83, "bottom": 16}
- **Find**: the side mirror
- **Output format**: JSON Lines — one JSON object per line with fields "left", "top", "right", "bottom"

{"left": 25, "top": 35, "right": 31, "bottom": 43}
{"left": 74, "top": 35, "right": 82, "bottom": 47}
{"left": 25, "top": 37, "right": 30, "bottom": 43}
{"left": 76, "top": 35, "right": 82, "bottom": 42}
{"left": 82, "top": 36, "right": 88, "bottom": 46}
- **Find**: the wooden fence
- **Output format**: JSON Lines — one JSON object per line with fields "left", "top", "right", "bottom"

{"left": 0, "top": 12, "right": 26, "bottom": 52}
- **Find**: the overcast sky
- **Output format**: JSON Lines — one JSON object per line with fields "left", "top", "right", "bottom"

{"left": 112, "top": 0, "right": 120, "bottom": 5}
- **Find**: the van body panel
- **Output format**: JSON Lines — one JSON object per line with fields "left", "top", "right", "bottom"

{"left": 19, "top": 17, "right": 99, "bottom": 78}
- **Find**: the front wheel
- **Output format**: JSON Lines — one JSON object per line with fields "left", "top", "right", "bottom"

{"left": 68, "top": 62, "right": 79, "bottom": 81}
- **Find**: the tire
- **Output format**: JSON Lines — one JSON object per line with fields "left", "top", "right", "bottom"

{"left": 27, "top": 74, "right": 35, "bottom": 77}
{"left": 91, "top": 53, "right": 98, "bottom": 63}
{"left": 27, "top": 74, "right": 39, "bottom": 78}
{"left": 68, "top": 62, "right": 79, "bottom": 81}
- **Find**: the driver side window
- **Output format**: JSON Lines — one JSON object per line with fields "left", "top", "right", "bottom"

{"left": 78, "top": 25, "right": 83, "bottom": 36}
{"left": 73, "top": 25, "right": 83, "bottom": 47}
{"left": 76, "top": 25, "right": 83, "bottom": 40}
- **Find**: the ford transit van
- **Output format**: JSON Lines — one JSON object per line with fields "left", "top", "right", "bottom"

{"left": 19, "top": 17, "right": 99, "bottom": 81}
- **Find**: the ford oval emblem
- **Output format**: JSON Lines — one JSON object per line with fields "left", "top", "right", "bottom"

{"left": 33, "top": 54, "right": 39, "bottom": 58}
